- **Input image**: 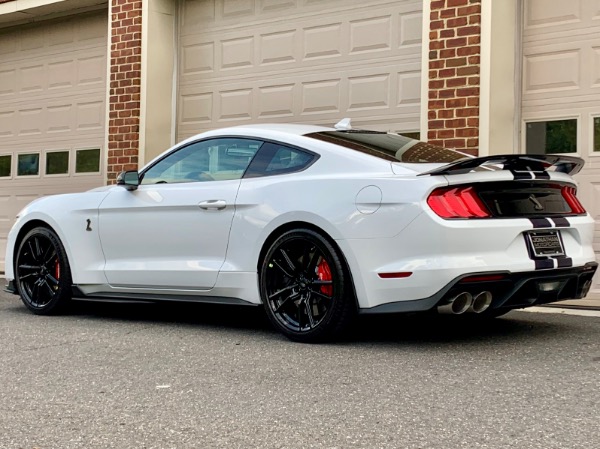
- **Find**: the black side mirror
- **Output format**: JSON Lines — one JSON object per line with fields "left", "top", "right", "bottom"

{"left": 116, "top": 170, "right": 140, "bottom": 191}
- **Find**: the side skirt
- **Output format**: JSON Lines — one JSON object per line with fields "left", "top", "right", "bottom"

{"left": 70, "top": 286, "right": 259, "bottom": 307}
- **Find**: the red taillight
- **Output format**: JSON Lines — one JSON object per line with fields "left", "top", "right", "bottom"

{"left": 427, "top": 186, "right": 491, "bottom": 219}
{"left": 561, "top": 186, "right": 586, "bottom": 215}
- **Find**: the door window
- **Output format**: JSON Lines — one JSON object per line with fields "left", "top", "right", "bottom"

{"left": 141, "top": 138, "right": 263, "bottom": 185}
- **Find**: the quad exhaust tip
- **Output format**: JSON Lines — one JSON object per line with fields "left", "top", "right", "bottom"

{"left": 469, "top": 291, "right": 493, "bottom": 314}
{"left": 438, "top": 292, "right": 473, "bottom": 315}
{"left": 438, "top": 291, "right": 493, "bottom": 315}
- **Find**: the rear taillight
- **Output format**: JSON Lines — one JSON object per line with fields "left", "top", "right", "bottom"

{"left": 561, "top": 186, "right": 586, "bottom": 214}
{"left": 427, "top": 186, "right": 491, "bottom": 219}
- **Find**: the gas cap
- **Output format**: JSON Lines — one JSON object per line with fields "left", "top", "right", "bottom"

{"left": 355, "top": 185, "right": 382, "bottom": 214}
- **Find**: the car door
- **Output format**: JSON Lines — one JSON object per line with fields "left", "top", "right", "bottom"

{"left": 98, "top": 137, "right": 263, "bottom": 290}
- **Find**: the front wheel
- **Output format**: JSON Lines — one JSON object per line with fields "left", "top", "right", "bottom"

{"left": 15, "top": 227, "right": 73, "bottom": 315}
{"left": 260, "top": 229, "right": 356, "bottom": 343}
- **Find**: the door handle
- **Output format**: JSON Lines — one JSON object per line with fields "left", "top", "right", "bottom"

{"left": 199, "top": 200, "right": 227, "bottom": 210}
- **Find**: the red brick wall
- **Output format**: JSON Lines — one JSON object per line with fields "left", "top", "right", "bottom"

{"left": 427, "top": 0, "right": 481, "bottom": 155}
{"left": 107, "top": 0, "right": 142, "bottom": 184}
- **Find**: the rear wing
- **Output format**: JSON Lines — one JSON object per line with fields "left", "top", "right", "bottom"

{"left": 418, "top": 154, "right": 584, "bottom": 177}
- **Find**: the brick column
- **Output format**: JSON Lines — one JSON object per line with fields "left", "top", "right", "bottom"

{"left": 427, "top": 0, "right": 481, "bottom": 155}
{"left": 107, "top": 0, "right": 142, "bottom": 184}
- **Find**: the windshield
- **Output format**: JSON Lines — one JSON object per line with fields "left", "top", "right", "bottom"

{"left": 305, "top": 131, "right": 470, "bottom": 164}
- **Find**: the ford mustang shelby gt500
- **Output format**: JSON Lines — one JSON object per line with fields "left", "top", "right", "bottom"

{"left": 3, "top": 121, "right": 597, "bottom": 342}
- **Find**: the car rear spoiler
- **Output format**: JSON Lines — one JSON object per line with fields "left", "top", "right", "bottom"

{"left": 418, "top": 154, "right": 584, "bottom": 177}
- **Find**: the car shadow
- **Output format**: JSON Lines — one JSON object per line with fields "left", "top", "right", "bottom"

{"left": 67, "top": 300, "right": 576, "bottom": 345}
{"left": 4, "top": 297, "right": 577, "bottom": 346}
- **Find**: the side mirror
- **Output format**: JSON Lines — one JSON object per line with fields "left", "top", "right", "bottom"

{"left": 116, "top": 170, "right": 140, "bottom": 191}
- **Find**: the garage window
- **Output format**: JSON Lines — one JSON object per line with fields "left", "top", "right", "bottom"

{"left": 525, "top": 119, "right": 577, "bottom": 154}
{"left": 594, "top": 117, "right": 600, "bottom": 152}
{"left": 46, "top": 151, "right": 69, "bottom": 175}
{"left": 0, "top": 155, "right": 10, "bottom": 177}
{"left": 17, "top": 153, "right": 40, "bottom": 176}
{"left": 76, "top": 149, "right": 100, "bottom": 173}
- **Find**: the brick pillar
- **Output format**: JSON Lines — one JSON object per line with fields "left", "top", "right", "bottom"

{"left": 427, "top": 0, "right": 481, "bottom": 155}
{"left": 107, "top": 0, "right": 142, "bottom": 184}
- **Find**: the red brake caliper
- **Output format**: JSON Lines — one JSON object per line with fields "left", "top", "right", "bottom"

{"left": 316, "top": 259, "right": 333, "bottom": 296}
{"left": 55, "top": 258, "right": 60, "bottom": 287}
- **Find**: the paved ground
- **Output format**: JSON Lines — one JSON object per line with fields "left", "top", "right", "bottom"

{"left": 0, "top": 290, "right": 599, "bottom": 449}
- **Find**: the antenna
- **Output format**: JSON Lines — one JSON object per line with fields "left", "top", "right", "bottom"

{"left": 334, "top": 118, "right": 352, "bottom": 130}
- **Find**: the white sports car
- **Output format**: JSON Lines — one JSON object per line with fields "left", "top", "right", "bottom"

{"left": 3, "top": 121, "right": 598, "bottom": 342}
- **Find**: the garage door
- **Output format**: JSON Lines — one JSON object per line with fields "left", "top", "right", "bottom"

{"left": 177, "top": 0, "right": 423, "bottom": 141}
{"left": 521, "top": 0, "right": 600, "bottom": 298}
{"left": 0, "top": 11, "right": 107, "bottom": 272}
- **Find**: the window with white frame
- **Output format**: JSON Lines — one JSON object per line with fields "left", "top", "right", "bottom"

{"left": 525, "top": 118, "right": 577, "bottom": 154}
{"left": 0, "top": 154, "right": 10, "bottom": 178}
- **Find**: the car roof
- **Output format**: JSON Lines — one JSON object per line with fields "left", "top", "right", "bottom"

{"left": 199, "top": 123, "right": 334, "bottom": 138}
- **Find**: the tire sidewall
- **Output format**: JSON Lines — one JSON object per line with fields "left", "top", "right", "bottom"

{"left": 15, "top": 227, "right": 72, "bottom": 315}
{"left": 260, "top": 229, "right": 352, "bottom": 342}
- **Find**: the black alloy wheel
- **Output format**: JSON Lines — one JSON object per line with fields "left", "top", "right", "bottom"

{"left": 260, "top": 229, "right": 355, "bottom": 342}
{"left": 15, "top": 227, "right": 72, "bottom": 315}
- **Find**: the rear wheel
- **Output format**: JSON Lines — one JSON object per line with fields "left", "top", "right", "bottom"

{"left": 15, "top": 227, "right": 72, "bottom": 315}
{"left": 260, "top": 229, "right": 355, "bottom": 342}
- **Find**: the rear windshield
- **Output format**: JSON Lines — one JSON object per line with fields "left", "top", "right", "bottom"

{"left": 305, "top": 131, "right": 469, "bottom": 164}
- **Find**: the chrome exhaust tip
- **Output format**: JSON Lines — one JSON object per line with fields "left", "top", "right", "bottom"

{"left": 437, "top": 292, "right": 473, "bottom": 315}
{"left": 469, "top": 291, "right": 493, "bottom": 314}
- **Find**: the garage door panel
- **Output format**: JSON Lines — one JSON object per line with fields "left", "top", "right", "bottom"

{"left": 179, "top": 1, "right": 421, "bottom": 79}
{"left": 0, "top": 11, "right": 107, "bottom": 273}
{"left": 178, "top": 61, "right": 421, "bottom": 139}
{"left": 178, "top": 0, "right": 421, "bottom": 139}
{"left": 522, "top": 0, "right": 600, "bottom": 298}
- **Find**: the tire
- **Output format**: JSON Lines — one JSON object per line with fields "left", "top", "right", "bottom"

{"left": 15, "top": 226, "right": 73, "bottom": 315}
{"left": 260, "top": 229, "right": 356, "bottom": 343}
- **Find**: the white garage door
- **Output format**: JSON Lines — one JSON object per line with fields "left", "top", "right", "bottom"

{"left": 521, "top": 0, "right": 600, "bottom": 298}
{"left": 177, "top": 0, "right": 423, "bottom": 141}
{"left": 0, "top": 11, "right": 107, "bottom": 272}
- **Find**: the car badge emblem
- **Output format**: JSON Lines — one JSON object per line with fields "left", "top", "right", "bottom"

{"left": 528, "top": 194, "right": 544, "bottom": 211}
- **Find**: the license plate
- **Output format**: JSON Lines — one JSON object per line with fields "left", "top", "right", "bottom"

{"left": 527, "top": 230, "right": 565, "bottom": 257}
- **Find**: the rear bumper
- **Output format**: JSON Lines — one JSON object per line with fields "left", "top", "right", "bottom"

{"left": 360, "top": 262, "right": 598, "bottom": 314}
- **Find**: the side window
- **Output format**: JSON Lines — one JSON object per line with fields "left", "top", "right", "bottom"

{"left": 141, "top": 138, "right": 263, "bottom": 185}
{"left": 245, "top": 142, "right": 317, "bottom": 178}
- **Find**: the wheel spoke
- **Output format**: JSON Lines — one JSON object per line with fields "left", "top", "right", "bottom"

{"left": 43, "top": 250, "right": 57, "bottom": 266}
{"left": 18, "top": 273, "right": 36, "bottom": 280}
{"left": 27, "top": 241, "right": 37, "bottom": 261}
{"left": 32, "top": 281, "right": 41, "bottom": 304}
{"left": 297, "top": 300, "right": 304, "bottom": 330}
{"left": 305, "top": 299, "right": 316, "bottom": 329}
{"left": 279, "top": 248, "right": 297, "bottom": 274}
{"left": 33, "top": 237, "right": 43, "bottom": 261}
{"left": 42, "top": 279, "right": 55, "bottom": 297}
{"left": 272, "top": 260, "right": 294, "bottom": 278}
{"left": 308, "top": 288, "right": 333, "bottom": 301}
{"left": 268, "top": 284, "right": 298, "bottom": 301}
{"left": 306, "top": 248, "right": 320, "bottom": 273}
{"left": 309, "top": 280, "right": 333, "bottom": 286}
{"left": 273, "top": 292, "right": 300, "bottom": 313}
{"left": 46, "top": 274, "right": 59, "bottom": 287}
{"left": 19, "top": 264, "right": 41, "bottom": 271}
